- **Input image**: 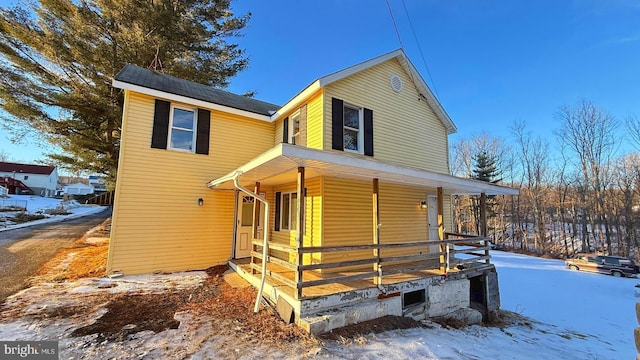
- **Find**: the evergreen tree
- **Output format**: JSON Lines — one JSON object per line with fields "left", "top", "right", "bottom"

{"left": 472, "top": 151, "right": 502, "bottom": 183}
{"left": 0, "top": 0, "right": 250, "bottom": 183}
{"left": 471, "top": 151, "right": 502, "bottom": 235}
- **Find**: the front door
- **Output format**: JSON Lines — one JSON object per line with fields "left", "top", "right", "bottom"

{"left": 235, "top": 194, "right": 254, "bottom": 259}
{"left": 427, "top": 195, "right": 439, "bottom": 253}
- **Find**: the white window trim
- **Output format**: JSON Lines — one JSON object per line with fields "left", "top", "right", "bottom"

{"left": 289, "top": 109, "right": 301, "bottom": 145}
{"left": 279, "top": 191, "right": 298, "bottom": 231}
{"left": 168, "top": 104, "right": 197, "bottom": 152}
{"left": 343, "top": 102, "right": 364, "bottom": 154}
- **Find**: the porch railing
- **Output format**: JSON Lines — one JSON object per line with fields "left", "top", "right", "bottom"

{"left": 250, "top": 232, "right": 492, "bottom": 299}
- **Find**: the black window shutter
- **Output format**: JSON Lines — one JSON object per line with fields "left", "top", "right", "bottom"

{"left": 196, "top": 109, "right": 210, "bottom": 155}
{"left": 331, "top": 98, "right": 344, "bottom": 150}
{"left": 274, "top": 192, "right": 281, "bottom": 231}
{"left": 282, "top": 117, "right": 289, "bottom": 143}
{"left": 151, "top": 99, "right": 170, "bottom": 149}
{"left": 364, "top": 108, "right": 374, "bottom": 156}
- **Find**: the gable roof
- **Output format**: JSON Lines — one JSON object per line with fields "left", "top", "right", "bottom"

{"left": 273, "top": 49, "right": 457, "bottom": 134}
{"left": 113, "top": 64, "right": 280, "bottom": 118}
{"left": 0, "top": 162, "right": 55, "bottom": 175}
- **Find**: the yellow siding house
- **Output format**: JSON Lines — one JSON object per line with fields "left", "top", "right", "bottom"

{"left": 110, "top": 49, "right": 518, "bottom": 333}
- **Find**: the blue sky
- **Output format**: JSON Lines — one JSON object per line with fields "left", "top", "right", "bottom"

{"left": 1, "top": 0, "right": 640, "bottom": 164}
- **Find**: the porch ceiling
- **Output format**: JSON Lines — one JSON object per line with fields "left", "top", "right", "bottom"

{"left": 207, "top": 143, "right": 519, "bottom": 196}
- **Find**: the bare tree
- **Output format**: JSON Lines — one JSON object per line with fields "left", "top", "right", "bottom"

{"left": 513, "top": 121, "right": 551, "bottom": 253}
{"left": 555, "top": 100, "right": 619, "bottom": 255}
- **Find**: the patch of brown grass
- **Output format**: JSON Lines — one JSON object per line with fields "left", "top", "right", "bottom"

{"left": 182, "top": 269, "right": 313, "bottom": 344}
{"left": 30, "top": 219, "right": 110, "bottom": 284}
{"left": 31, "top": 242, "right": 108, "bottom": 284}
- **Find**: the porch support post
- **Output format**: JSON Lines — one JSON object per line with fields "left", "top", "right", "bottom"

{"left": 251, "top": 182, "right": 261, "bottom": 275}
{"left": 480, "top": 192, "right": 490, "bottom": 264}
{"left": 437, "top": 187, "right": 444, "bottom": 240}
{"left": 295, "top": 167, "right": 305, "bottom": 299}
{"left": 480, "top": 192, "right": 487, "bottom": 237}
{"left": 437, "top": 187, "right": 446, "bottom": 273}
{"left": 373, "top": 178, "right": 381, "bottom": 285}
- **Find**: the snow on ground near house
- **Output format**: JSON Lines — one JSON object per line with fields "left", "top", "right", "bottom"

{"left": 0, "top": 251, "right": 634, "bottom": 359}
{"left": 0, "top": 194, "right": 105, "bottom": 232}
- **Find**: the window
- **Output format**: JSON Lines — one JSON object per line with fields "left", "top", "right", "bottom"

{"left": 331, "top": 97, "right": 372, "bottom": 155}
{"left": 23, "top": 175, "right": 28, "bottom": 180}
{"left": 279, "top": 192, "right": 298, "bottom": 231}
{"left": 241, "top": 196, "right": 254, "bottom": 226}
{"left": 169, "top": 106, "right": 197, "bottom": 151}
{"left": 152, "top": 100, "right": 210, "bottom": 155}
{"left": 343, "top": 103, "right": 362, "bottom": 152}
{"left": 289, "top": 110, "right": 301, "bottom": 145}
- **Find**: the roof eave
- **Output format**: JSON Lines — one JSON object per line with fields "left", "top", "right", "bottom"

{"left": 112, "top": 79, "right": 273, "bottom": 122}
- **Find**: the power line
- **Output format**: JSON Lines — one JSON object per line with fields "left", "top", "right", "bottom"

{"left": 385, "top": 0, "right": 404, "bottom": 49}
{"left": 400, "top": 0, "right": 439, "bottom": 99}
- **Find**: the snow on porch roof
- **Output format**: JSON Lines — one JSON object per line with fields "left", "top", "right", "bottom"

{"left": 207, "top": 144, "right": 519, "bottom": 196}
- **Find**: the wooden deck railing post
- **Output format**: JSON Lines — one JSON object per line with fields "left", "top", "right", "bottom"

{"left": 295, "top": 167, "right": 305, "bottom": 299}
{"left": 373, "top": 178, "right": 381, "bottom": 286}
{"left": 480, "top": 193, "right": 490, "bottom": 264}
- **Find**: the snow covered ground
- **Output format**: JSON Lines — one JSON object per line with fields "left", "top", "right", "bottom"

{"left": 0, "top": 194, "right": 105, "bottom": 232}
{"left": 0, "top": 250, "right": 634, "bottom": 359}
{"left": 321, "top": 251, "right": 634, "bottom": 359}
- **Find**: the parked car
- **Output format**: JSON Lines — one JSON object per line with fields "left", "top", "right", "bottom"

{"left": 566, "top": 254, "right": 639, "bottom": 278}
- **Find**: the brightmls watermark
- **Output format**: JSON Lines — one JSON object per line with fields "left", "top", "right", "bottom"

{"left": 0, "top": 341, "right": 58, "bottom": 359}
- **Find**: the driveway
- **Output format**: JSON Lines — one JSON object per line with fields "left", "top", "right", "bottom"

{"left": 0, "top": 207, "right": 112, "bottom": 303}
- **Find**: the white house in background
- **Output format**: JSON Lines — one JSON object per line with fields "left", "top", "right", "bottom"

{"left": 63, "top": 182, "right": 94, "bottom": 195}
{"left": 0, "top": 161, "right": 58, "bottom": 197}
{"left": 88, "top": 175, "right": 108, "bottom": 193}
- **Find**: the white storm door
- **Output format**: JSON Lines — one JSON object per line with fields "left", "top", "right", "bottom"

{"left": 235, "top": 195, "right": 254, "bottom": 259}
{"left": 427, "top": 195, "right": 439, "bottom": 253}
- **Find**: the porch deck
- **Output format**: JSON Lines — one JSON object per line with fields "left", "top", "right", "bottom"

{"left": 228, "top": 234, "right": 498, "bottom": 333}
{"left": 231, "top": 257, "right": 493, "bottom": 300}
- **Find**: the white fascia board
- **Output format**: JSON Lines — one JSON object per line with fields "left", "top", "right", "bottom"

{"left": 112, "top": 80, "right": 272, "bottom": 122}
{"left": 279, "top": 144, "right": 517, "bottom": 195}
{"left": 208, "top": 143, "right": 519, "bottom": 195}
{"left": 317, "top": 49, "right": 404, "bottom": 87}
{"left": 269, "top": 81, "right": 321, "bottom": 121}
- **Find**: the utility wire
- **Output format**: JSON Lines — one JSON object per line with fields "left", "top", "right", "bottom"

{"left": 385, "top": 0, "right": 404, "bottom": 49}
{"left": 400, "top": 0, "right": 439, "bottom": 99}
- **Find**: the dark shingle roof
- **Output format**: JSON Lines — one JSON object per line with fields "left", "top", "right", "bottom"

{"left": 114, "top": 64, "right": 280, "bottom": 117}
{"left": 0, "top": 162, "right": 55, "bottom": 175}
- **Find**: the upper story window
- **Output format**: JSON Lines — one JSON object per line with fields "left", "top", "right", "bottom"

{"left": 169, "top": 106, "right": 197, "bottom": 152}
{"left": 290, "top": 110, "right": 301, "bottom": 145}
{"left": 331, "top": 97, "right": 374, "bottom": 157}
{"left": 282, "top": 106, "right": 307, "bottom": 147}
{"left": 151, "top": 99, "right": 210, "bottom": 155}
{"left": 343, "top": 104, "right": 363, "bottom": 153}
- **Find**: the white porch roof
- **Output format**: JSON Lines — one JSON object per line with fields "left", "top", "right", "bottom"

{"left": 207, "top": 143, "right": 519, "bottom": 196}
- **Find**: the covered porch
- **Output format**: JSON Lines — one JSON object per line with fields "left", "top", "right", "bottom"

{"left": 208, "top": 143, "right": 518, "bottom": 332}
